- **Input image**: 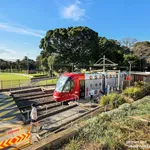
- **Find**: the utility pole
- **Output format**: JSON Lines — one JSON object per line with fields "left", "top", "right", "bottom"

{"left": 94, "top": 55, "right": 118, "bottom": 72}
{"left": 118, "top": 70, "right": 120, "bottom": 90}
{"left": 103, "top": 55, "right": 105, "bottom": 72}
{"left": 128, "top": 61, "right": 133, "bottom": 86}
{"left": 89, "top": 67, "right": 92, "bottom": 73}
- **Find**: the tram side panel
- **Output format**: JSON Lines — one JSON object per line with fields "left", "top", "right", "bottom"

{"left": 84, "top": 73, "right": 103, "bottom": 99}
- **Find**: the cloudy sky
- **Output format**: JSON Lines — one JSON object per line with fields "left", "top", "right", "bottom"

{"left": 0, "top": 0, "right": 150, "bottom": 60}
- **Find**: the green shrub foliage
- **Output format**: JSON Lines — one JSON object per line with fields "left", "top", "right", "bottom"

{"left": 100, "top": 93, "right": 126, "bottom": 109}
{"left": 123, "top": 81, "right": 150, "bottom": 100}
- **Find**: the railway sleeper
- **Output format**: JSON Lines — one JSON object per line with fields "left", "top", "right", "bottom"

{"left": 12, "top": 91, "right": 47, "bottom": 99}
{"left": 14, "top": 94, "right": 53, "bottom": 101}
{"left": 18, "top": 100, "right": 56, "bottom": 110}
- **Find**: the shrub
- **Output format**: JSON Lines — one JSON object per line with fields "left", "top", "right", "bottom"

{"left": 122, "top": 87, "right": 142, "bottom": 99}
{"left": 134, "top": 81, "right": 145, "bottom": 87}
{"left": 134, "top": 81, "right": 150, "bottom": 95}
{"left": 100, "top": 93, "right": 126, "bottom": 109}
{"left": 143, "top": 83, "right": 150, "bottom": 92}
{"left": 100, "top": 95, "right": 110, "bottom": 106}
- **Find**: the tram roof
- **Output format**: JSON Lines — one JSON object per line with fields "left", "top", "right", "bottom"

{"left": 131, "top": 72, "right": 150, "bottom": 76}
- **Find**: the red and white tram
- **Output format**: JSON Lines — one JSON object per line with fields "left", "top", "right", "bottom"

{"left": 53, "top": 72, "right": 126, "bottom": 102}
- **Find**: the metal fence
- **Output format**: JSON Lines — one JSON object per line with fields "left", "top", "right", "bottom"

{"left": 0, "top": 78, "right": 57, "bottom": 90}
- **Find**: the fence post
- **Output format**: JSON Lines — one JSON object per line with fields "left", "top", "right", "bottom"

{"left": 0, "top": 80, "right": 2, "bottom": 89}
{"left": 11, "top": 80, "right": 12, "bottom": 91}
{"left": 46, "top": 80, "right": 47, "bottom": 87}
{"left": 18, "top": 80, "right": 20, "bottom": 89}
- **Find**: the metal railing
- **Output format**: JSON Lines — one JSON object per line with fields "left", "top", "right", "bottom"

{"left": 0, "top": 78, "right": 57, "bottom": 91}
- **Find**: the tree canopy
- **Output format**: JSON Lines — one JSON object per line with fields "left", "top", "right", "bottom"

{"left": 39, "top": 26, "right": 150, "bottom": 73}
{"left": 0, "top": 57, "right": 36, "bottom": 73}
{"left": 39, "top": 26, "right": 99, "bottom": 65}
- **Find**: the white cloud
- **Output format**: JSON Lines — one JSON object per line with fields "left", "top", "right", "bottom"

{"left": 0, "top": 22, "right": 46, "bottom": 38}
{"left": 61, "top": 0, "right": 85, "bottom": 21}
{"left": 0, "top": 47, "right": 16, "bottom": 54}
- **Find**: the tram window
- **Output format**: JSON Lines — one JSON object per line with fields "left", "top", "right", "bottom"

{"left": 55, "top": 76, "right": 68, "bottom": 92}
{"left": 63, "top": 79, "right": 74, "bottom": 92}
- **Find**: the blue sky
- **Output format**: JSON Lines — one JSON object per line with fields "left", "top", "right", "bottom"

{"left": 0, "top": 0, "right": 150, "bottom": 60}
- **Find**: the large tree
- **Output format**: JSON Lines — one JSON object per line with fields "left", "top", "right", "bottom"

{"left": 39, "top": 26, "right": 99, "bottom": 65}
{"left": 98, "top": 37, "right": 124, "bottom": 65}
{"left": 123, "top": 54, "right": 140, "bottom": 69}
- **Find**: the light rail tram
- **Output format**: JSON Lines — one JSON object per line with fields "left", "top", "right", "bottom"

{"left": 53, "top": 72, "right": 126, "bottom": 102}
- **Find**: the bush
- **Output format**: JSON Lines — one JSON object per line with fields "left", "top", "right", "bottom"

{"left": 123, "top": 81, "right": 150, "bottom": 100}
{"left": 100, "top": 93, "right": 126, "bottom": 109}
{"left": 134, "top": 81, "right": 145, "bottom": 87}
{"left": 99, "top": 95, "right": 110, "bottom": 106}
{"left": 122, "top": 87, "right": 142, "bottom": 99}
{"left": 143, "top": 83, "right": 150, "bottom": 92}
{"left": 134, "top": 81, "right": 150, "bottom": 94}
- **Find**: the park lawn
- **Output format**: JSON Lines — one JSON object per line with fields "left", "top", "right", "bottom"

{"left": 0, "top": 73, "right": 31, "bottom": 89}
{"left": 32, "top": 71, "right": 59, "bottom": 78}
{"left": 0, "top": 73, "right": 31, "bottom": 80}
{"left": 0, "top": 73, "right": 58, "bottom": 89}
{"left": 31, "top": 73, "right": 49, "bottom": 78}
{"left": 36, "top": 78, "right": 57, "bottom": 86}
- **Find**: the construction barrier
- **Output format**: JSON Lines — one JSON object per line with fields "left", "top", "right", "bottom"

{"left": 0, "top": 131, "right": 30, "bottom": 149}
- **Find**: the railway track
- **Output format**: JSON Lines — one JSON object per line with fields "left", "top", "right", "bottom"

{"left": 15, "top": 93, "right": 53, "bottom": 102}
{"left": 10, "top": 87, "right": 99, "bottom": 144}
{"left": 11, "top": 87, "right": 79, "bottom": 124}
{"left": 12, "top": 88, "right": 54, "bottom": 107}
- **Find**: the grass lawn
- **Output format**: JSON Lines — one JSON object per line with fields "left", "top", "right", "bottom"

{"left": 0, "top": 73, "right": 58, "bottom": 89}
{"left": 36, "top": 78, "right": 57, "bottom": 86}
{"left": 0, "top": 73, "right": 31, "bottom": 80}
{"left": 31, "top": 73, "right": 49, "bottom": 78}
{"left": 0, "top": 73, "right": 31, "bottom": 89}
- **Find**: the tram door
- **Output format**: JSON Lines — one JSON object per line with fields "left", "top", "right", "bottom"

{"left": 79, "top": 80, "right": 85, "bottom": 98}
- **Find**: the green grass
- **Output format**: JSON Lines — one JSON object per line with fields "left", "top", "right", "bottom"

{"left": 0, "top": 73, "right": 58, "bottom": 89}
{"left": 31, "top": 73, "right": 48, "bottom": 78}
{"left": 0, "top": 73, "right": 31, "bottom": 89}
{"left": 36, "top": 79, "right": 57, "bottom": 86}
{"left": 0, "top": 73, "right": 31, "bottom": 80}
{"left": 64, "top": 96, "right": 150, "bottom": 150}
